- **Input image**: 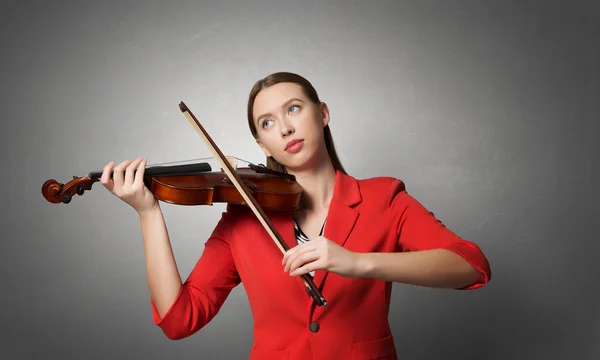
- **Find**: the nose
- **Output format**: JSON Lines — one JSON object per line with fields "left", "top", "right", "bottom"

{"left": 280, "top": 119, "right": 294, "bottom": 137}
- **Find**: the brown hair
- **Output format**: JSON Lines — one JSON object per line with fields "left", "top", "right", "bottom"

{"left": 247, "top": 72, "right": 347, "bottom": 175}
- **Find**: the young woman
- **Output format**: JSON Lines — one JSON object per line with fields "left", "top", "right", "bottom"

{"left": 100, "top": 72, "right": 491, "bottom": 360}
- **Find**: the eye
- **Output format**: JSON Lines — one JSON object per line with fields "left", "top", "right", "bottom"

{"left": 288, "top": 105, "right": 300, "bottom": 114}
{"left": 261, "top": 119, "right": 273, "bottom": 128}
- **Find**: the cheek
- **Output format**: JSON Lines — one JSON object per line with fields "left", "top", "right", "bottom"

{"left": 299, "top": 113, "right": 322, "bottom": 132}
{"left": 259, "top": 136, "right": 277, "bottom": 154}
{"left": 308, "top": 119, "right": 325, "bottom": 139}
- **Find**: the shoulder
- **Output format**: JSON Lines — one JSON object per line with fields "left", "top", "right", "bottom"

{"left": 222, "top": 202, "right": 285, "bottom": 227}
{"left": 353, "top": 174, "right": 407, "bottom": 207}
{"left": 211, "top": 203, "right": 254, "bottom": 229}
{"left": 356, "top": 175, "right": 405, "bottom": 192}
{"left": 207, "top": 203, "right": 259, "bottom": 241}
{"left": 352, "top": 174, "right": 428, "bottom": 219}
{"left": 223, "top": 203, "right": 255, "bottom": 220}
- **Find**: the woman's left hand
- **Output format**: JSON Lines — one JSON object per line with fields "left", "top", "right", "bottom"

{"left": 282, "top": 236, "right": 362, "bottom": 278}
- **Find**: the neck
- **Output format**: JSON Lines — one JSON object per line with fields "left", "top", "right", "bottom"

{"left": 287, "top": 156, "right": 336, "bottom": 212}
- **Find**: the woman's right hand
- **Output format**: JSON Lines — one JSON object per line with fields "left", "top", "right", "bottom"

{"left": 99, "top": 157, "right": 158, "bottom": 214}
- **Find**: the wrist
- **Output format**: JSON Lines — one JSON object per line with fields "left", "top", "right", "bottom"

{"left": 354, "top": 252, "right": 375, "bottom": 278}
{"left": 137, "top": 202, "right": 161, "bottom": 220}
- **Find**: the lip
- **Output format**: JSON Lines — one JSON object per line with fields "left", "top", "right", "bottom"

{"left": 285, "top": 139, "right": 304, "bottom": 151}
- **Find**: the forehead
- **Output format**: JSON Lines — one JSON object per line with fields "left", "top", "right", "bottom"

{"left": 253, "top": 82, "right": 306, "bottom": 119}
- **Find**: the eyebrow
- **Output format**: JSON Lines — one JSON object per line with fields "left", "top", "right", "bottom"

{"left": 256, "top": 98, "right": 304, "bottom": 124}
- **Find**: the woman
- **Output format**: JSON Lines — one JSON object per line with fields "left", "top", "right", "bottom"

{"left": 100, "top": 72, "right": 491, "bottom": 360}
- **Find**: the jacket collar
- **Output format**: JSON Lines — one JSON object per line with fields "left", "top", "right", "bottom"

{"left": 331, "top": 169, "right": 362, "bottom": 208}
{"left": 279, "top": 169, "right": 362, "bottom": 248}
{"left": 313, "top": 170, "right": 361, "bottom": 292}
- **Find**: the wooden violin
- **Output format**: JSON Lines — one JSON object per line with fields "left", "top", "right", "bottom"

{"left": 42, "top": 159, "right": 303, "bottom": 211}
{"left": 41, "top": 101, "right": 328, "bottom": 307}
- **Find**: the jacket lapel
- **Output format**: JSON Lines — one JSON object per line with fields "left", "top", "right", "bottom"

{"left": 312, "top": 170, "right": 362, "bottom": 292}
{"left": 265, "top": 170, "right": 363, "bottom": 305}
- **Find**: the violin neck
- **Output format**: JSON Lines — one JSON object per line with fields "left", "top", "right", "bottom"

{"left": 87, "top": 162, "right": 212, "bottom": 179}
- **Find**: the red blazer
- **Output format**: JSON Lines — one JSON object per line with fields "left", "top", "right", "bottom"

{"left": 150, "top": 170, "right": 491, "bottom": 360}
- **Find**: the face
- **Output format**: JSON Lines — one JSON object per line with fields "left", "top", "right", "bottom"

{"left": 252, "top": 82, "right": 330, "bottom": 171}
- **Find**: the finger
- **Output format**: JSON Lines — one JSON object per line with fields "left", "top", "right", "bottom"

{"left": 99, "top": 161, "right": 115, "bottom": 191}
{"left": 290, "top": 259, "right": 323, "bottom": 276}
{"left": 288, "top": 251, "right": 320, "bottom": 274}
{"left": 282, "top": 246, "right": 297, "bottom": 265}
{"left": 282, "top": 244, "right": 304, "bottom": 268}
{"left": 113, "top": 160, "right": 133, "bottom": 191}
{"left": 124, "top": 157, "right": 142, "bottom": 187}
{"left": 282, "top": 241, "right": 315, "bottom": 265}
{"left": 285, "top": 245, "right": 318, "bottom": 272}
{"left": 133, "top": 157, "right": 147, "bottom": 188}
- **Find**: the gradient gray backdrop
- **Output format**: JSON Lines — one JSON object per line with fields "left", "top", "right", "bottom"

{"left": 2, "top": 0, "right": 599, "bottom": 359}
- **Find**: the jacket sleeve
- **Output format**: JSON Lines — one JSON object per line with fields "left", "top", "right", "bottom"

{"left": 149, "top": 206, "right": 241, "bottom": 339}
{"left": 389, "top": 179, "right": 491, "bottom": 290}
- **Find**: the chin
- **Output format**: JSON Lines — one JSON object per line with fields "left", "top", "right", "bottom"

{"left": 285, "top": 154, "right": 319, "bottom": 172}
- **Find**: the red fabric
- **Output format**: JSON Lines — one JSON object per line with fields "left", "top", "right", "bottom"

{"left": 149, "top": 171, "right": 491, "bottom": 359}
{"left": 389, "top": 180, "right": 491, "bottom": 290}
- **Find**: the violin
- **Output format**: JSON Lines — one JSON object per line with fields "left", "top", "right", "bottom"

{"left": 41, "top": 158, "right": 303, "bottom": 211}
{"left": 41, "top": 101, "right": 328, "bottom": 307}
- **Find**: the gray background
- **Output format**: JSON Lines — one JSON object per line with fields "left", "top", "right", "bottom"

{"left": 2, "top": 0, "right": 598, "bottom": 359}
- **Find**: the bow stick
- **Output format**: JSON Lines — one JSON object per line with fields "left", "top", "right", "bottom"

{"left": 179, "top": 101, "right": 328, "bottom": 307}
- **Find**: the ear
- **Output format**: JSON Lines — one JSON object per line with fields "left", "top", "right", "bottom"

{"left": 319, "top": 102, "right": 330, "bottom": 128}
{"left": 256, "top": 138, "right": 272, "bottom": 158}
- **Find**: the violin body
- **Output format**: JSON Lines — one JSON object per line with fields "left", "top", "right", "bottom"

{"left": 42, "top": 165, "right": 302, "bottom": 211}
{"left": 149, "top": 167, "right": 302, "bottom": 210}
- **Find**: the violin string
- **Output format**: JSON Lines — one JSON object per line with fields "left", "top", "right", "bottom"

{"left": 146, "top": 156, "right": 254, "bottom": 167}
{"left": 230, "top": 156, "right": 253, "bottom": 165}
{"left": 147, "top": 157, "right": 210, "bottom": 166}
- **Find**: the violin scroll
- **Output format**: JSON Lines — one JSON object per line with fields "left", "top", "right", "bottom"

{"left": 42, "top": 176, "right": 96, "bottom": 204}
